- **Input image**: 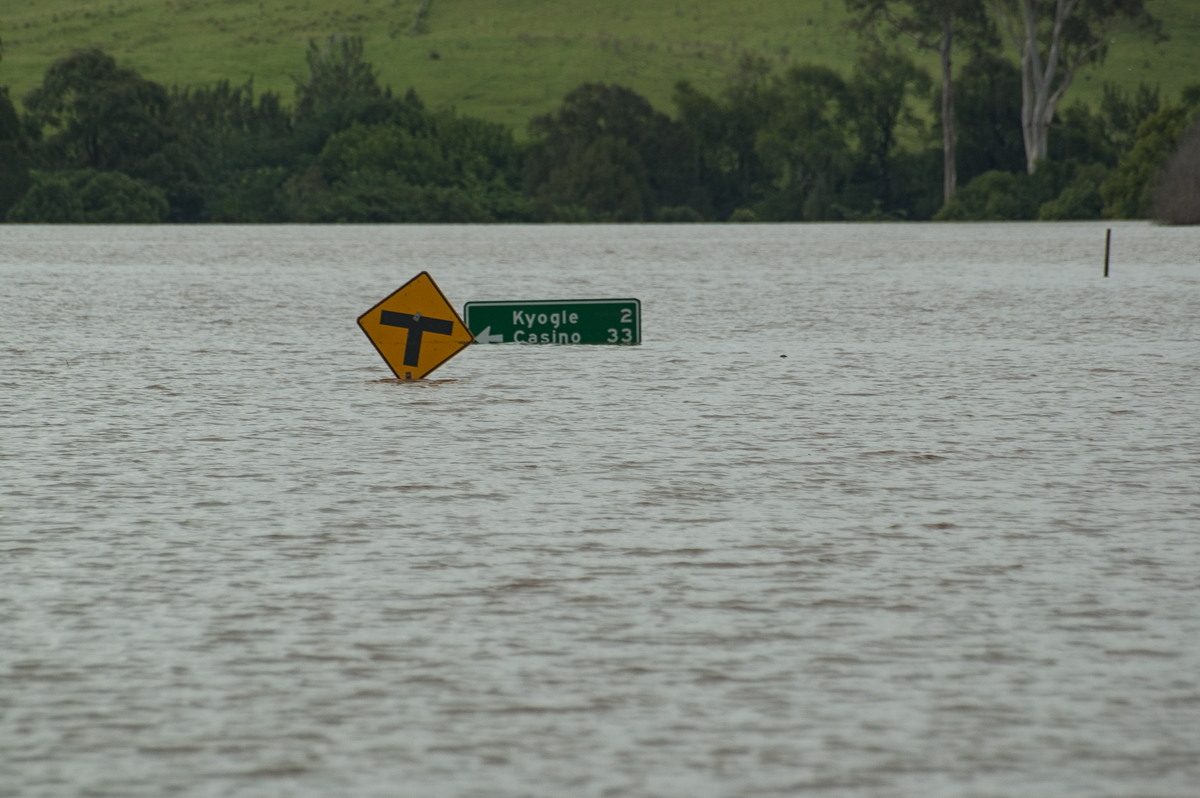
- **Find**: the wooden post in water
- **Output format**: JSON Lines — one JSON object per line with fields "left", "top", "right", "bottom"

{"left": 1104, "top": 228, "right": 1112, "bottom": 277}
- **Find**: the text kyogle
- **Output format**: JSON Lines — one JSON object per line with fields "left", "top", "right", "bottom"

{"left": 512, "top": 310, "right": 579, "bottom": 328}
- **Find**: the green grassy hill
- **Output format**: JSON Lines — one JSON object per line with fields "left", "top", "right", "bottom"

{"left": 3, "top": 0, "right": 1197, "bottom": 133}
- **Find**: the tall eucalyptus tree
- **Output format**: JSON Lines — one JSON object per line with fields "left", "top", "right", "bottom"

{"left": 989, "top": 0, "right": 1163, "bottom": 173}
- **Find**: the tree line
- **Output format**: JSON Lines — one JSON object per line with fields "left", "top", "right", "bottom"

{"left": 1, "top": 14, "right": 1198, "bottom": 224}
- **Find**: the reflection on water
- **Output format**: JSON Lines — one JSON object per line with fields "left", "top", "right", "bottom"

{"left": 2, "top": 222, "right": 1199, "bottom": 797}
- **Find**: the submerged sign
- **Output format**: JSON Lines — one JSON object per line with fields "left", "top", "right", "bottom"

{"left": 358, "top": 272, "right": 474, "bottom": 379}
{"left": 464, "top": 299, "right": 640, "bottom": 345}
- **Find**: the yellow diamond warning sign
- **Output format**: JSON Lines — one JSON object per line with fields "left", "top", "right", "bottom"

{"left": 358, "top": 272, "right": 474, "bottom": 380}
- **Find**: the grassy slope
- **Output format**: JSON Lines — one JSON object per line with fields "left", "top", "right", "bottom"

{"left": 2, "top": 0, "right": 1197, "bottom": 134}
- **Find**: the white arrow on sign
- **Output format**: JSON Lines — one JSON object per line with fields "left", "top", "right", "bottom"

{"left": 473, "top": 326, "right": 504, "bottom": 344}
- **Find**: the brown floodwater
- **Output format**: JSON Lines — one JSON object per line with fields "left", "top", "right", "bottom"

{"left": 2, "top": 222, "right": 1198, "bottom": 797}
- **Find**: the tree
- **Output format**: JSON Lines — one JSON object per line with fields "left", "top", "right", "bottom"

{"left": 846, "top": 45, "right": 931, "bottom": 211}
{"left": 1, "top": 87, "right": 31, "bottom": 220}
{"left": 1101, "top": 90, "right": 1200, "bottom": 218}
{"left": 20, "top": 47, "right": 205, "bottom": 220}
{"left": 524, "top": 83, "right": 699, "bottom": 221}
{"left": 171, "top": 80, "right": 294, "bottom": 170}
{"left": 309, "top": 113, "right": 529, "bottom": 222}
{"left": 678, "top": 53, "right": 934, "bottom": 220}
{"left": 1101, "top": 81, "right": 1161, "bottom": 155}
{"left": 293, "top": 35, "right": 383, "bottom": 122}
{"left": 168, "top": 80, "right": 295, "bottom": 220}
{"left": 531, "top": 135, "right": 651, "bottom": 221}
{"left": 990, "top": 0, "right": 1163, "bottom": 173}
{"left": 674, "top": 55, "right": 776, "bottom": 220}
{"left": 319, "top": 115, "right": 522, "bottom": 191}
{"left": 1151, "top": 119, "right": 1200, "bottom": 225}
{"left": 290, "top": 35, "right": 426, "bottom": 154}
{"left": 754, "top": 65, "right": 854, "bottom": 220}
{"left": 2, "top": 40, "right": 32, "bottom": 218}
{"left": 846, "top": 0, "right": 995, "bottom": 203}
{"left": 23, "top": 48, "right": 171, "bottom": 172}
{"left": 952, "top": 52, "right": 1025, "bottom": 183}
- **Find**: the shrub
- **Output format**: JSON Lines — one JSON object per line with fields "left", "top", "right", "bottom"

{"left": 935, "top": 171, "right": 1037, "bottom": 220}
{"left": 1039, "top": 164, "right": 1108, "bottom": 220}
{"left": 936, "top": 163, "right": 1072, "bottom": 221}
{"left": 7, "top": 170, "right": 168, "bottom": 223}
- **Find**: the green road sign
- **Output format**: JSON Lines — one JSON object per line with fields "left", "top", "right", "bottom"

{"left": 464, "top": 299, "right": 640, "bottom": 345}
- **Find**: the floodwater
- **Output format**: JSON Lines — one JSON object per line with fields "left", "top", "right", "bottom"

{"left": 2, "top": 222, "right": 1198, "bottom": 797}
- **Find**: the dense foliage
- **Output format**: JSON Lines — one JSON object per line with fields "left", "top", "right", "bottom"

{"left": 1, "top": 29, "right": 1196, "bottom": 223}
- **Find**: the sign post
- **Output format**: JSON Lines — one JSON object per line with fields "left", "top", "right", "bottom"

{"left": 464, "top": 299, "right": 640, "bottom": 345}
{"left": 358, "top": 272, "right": 474, "bottom": 379}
